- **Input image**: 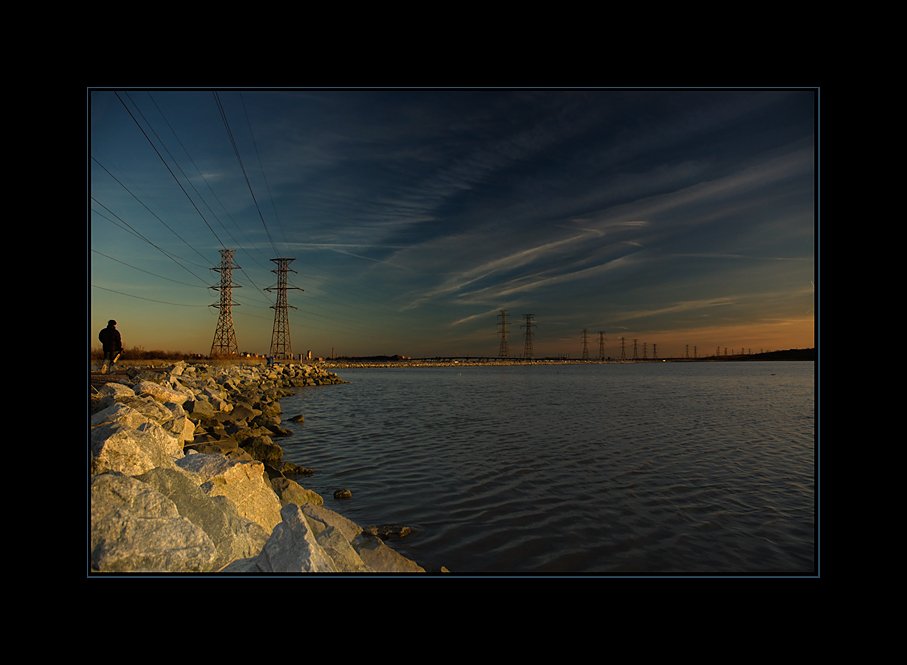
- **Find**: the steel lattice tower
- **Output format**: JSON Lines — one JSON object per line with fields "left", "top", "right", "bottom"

{"left": 210, "top": 249, "right": 240, "bottom": 357}
{"left": 620, "top": 337, "right": 627, "bottom": 360}
{"left": 599, "top": 331, "right": 606, "bottom": 361}
{"left": 521, "top": 314, "right": 535, "bottom": 360}
{"left": 266, "top": 258, "right": 302, "bottom": 360}
{"left": 497, "top": 310, "right": 510, "bottom": 358}
{"left": 582, "top": 328, "right": 590, "bottom": 360}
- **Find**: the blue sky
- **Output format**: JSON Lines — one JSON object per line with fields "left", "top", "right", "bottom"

{"left": 89, "top": 88, "right": 816, "bottom": 359}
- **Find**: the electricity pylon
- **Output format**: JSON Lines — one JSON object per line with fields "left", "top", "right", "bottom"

{"left": 266, "top": 258, "right": 302, "bottom": 360}
{"left": 521, "top": 314, "right": 535, "bottom": 360}
{"left": 582, "top": 328, "right": 590, "bottom": 360}
{"left": 620, "top": 337, "right": 627, "bottom": 361}
{"left": 210, "top": 249, "right": 240, "bottom": 357}
{"left": 598, "top": 331, "right": 607, "bottom": 361}
{"left": 497, "top": 310, "right": 510, "bottom": 358}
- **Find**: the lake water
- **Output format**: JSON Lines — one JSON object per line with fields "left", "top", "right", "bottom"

{"left": 277, "top": 361, "right": 816, "bottom": 575}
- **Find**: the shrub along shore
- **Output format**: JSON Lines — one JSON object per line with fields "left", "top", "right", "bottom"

{"left": 89, "top": 360, "right": 435, "bottom": 574}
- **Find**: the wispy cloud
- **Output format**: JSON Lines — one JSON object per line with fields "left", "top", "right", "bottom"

{"left": 614, "top": 296, "right": 738, "bottom": 322}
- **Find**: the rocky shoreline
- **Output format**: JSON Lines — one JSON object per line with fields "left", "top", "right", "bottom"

{"left": 89, "top": 361, "right": 437, "bottom": 574}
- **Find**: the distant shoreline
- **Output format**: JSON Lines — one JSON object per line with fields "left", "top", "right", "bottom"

{"left": 321, "top": 348, "right": 816, "bottom": 369}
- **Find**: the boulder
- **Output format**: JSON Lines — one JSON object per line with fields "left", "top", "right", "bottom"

{"left": 135, "top": 419, "right": 182, "bottom": 454}
{"left": 184, "top": 399, "right": 216, "bottom": 420}
{"left": 91, "top": 402, "right": 151, "bottom": 430}
{"left": 90, "top": 472, "right": 218, "bottom": 573}
{"left": 97, "top": 382, "right": 136, "bottom": 402}
{"left": 281, "top": 461, "right": 315, "bottom": 477}
{"left": 185, "top": 435, "right": 249, "bottom": 461}
{"left": 240, "top": 435, "right": 284, "bottom": 464}
{"left": 265, "top": 424, "right": 294, "bottom": 437}
{"left": 254, "top": 503, "right": 338, "bottom": 573}
{"left": 90, "top": 421, "right": 180, "bottom": 476}
{"left": 133, "top": 380, "right": 189, "bottom": 405}
{"left": 316, "top": 526, "right": 370, "bottom": 572}
{"left": 351, "top": 533, "right": 426, "bottom": 573}
{"left": 229, "top": 402, "right": 261, "bottom": 421}
{"left": 162, "top": 415, "right": 196, "bottom": 445}
{"left": 175, "top": 454, "right": 283, "bottom": 533}
{"left": 301, "top": 503, "right": 362, "bottom": 543}
{"left": 270, "top": 476, "right": 324, "bottom": 508}
{"left": 135, "top": 467, "right": 269, "bottom": 571}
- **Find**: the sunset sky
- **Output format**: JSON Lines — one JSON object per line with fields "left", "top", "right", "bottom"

{"left": 89, "top": 88, "right": 816, "bottom": 359}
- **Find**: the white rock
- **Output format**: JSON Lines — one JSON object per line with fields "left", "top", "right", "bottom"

{"left": 255, "top": 503, "right": 338, "bottom": 573}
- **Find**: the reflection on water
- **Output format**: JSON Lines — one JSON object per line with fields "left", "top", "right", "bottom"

{"left": 278, "top": 362, "right": 815, "bottom": 574}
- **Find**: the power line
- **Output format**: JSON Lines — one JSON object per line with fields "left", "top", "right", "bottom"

{"left": 239, "top": 92, "right": 290, "bottom": 253}
{"left": 90, "top": 198, "right": 210, "bottom": 284}
{"left": 113, "top": 92, "right": 227, "bottom": 256}
{"left": 91, "top": 156, "right": 211, "bottom": 267}
{"left": 91, "top": 284, "right": 208, "bottom": 307}
{"left": 143, "top": 91, "right": 277, "bottom": 275}
{"left": 213, "top": 91, "right": 279, "bottom": 257}
{"left": 91, "top": 249, "right": 208, "bottom": 288}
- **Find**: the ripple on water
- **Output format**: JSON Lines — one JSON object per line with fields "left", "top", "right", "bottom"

{"left": 277, "top": 363, "right": 815, "bottom": 574}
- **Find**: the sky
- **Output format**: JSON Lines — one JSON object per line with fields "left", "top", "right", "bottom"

{"left": 89, "top": 88, "right": 817, "bottom": 359}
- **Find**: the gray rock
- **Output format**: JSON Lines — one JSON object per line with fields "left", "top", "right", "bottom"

{"left": 176, "top": 453, "right": 283, "bottom": 533}
{"left": 135, "top": 467, "right": 268, "bottom": 571}
{"left": 241, "top": 435, "right": 284, "bottom": 464}
{"left": 255, "top": 503, "right": 337, "bottom": 573}
{"left": 229, "top": 402, "right": 260, "bottom": 421}
{"left": 90, "top": 473, "right": 218, "bottom": 573}
{"left": 271, "top": 476, "right": 324, "bottom": 508}
{"left": 97, "top": 382, "right": 136, "bottom": 401}
{"left": 184, "top": 399, "right": 216, "bottom": 420}
{"left": 301, "top": 503, "right": 362, "bottom": 543}
{"left": 351, "top": 533, "right": 426, "bottom": 573}
{"left": 316, "top": 526, "right": 370, "bottom": 572}
{"left": 90, "top": 421, "right": 180, "bottom": 476}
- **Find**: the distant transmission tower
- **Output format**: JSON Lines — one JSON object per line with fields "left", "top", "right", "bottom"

{"left": 620, "top": 337, "right": 627, "bottom": 361}
{"left": 266, "top": 258, "right": 303, "bottom": 360}
{"left": 497, "top": 310, "right": 510, "bottom": 358}
{"left": 210, "top": 249, "right": 240, "bottom": 357}
{"left": 598, "top": 331, "right": 606, "bottom": 361}
{"left": 581, "top": 328, "right": 590, "bottom": 360}
{"left": 521, "top": 314, "right": 536, "bottom": 360}
{"left": 652, "top": 343, "right": 658, "bottom": 360}
{"left": 633, "top": 339, "right": 639, "bottom": 361}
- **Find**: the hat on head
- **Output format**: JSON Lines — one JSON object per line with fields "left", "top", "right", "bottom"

{"left": 108, "top": 320, "right": 117, "bottom": 326}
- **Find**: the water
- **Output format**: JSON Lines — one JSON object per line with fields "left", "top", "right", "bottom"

{"left": 277, "top": 362, "right": 815, "bottom": 575}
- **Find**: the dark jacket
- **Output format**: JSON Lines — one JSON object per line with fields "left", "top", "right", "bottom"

{"left": 99, "top": 325, "right": 123, "bottom": 353}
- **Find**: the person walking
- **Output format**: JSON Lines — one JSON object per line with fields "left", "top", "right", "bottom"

{"left": 99, "top": 319, "right": 123, "bottom": 374}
